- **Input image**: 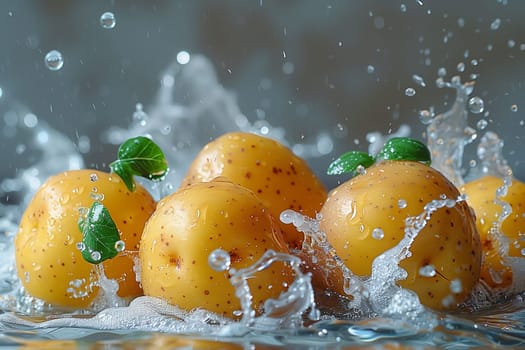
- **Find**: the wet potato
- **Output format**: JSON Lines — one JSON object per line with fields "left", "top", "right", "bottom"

{"left": 319, "top": 161, "right": 482, "bottom": 310}
{"left": 181, "top": 131, "right": 327, "bottom": 250}
{"left": 15, "top": 169, "right": 156, "bottom": 308}
{"left": 139, "top": 179, "right": 294, "bottom": 318}
{"left": 462, "top": 175, "right": 525, "bottom": 290}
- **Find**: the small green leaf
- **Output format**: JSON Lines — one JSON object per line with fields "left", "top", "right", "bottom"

{"left": 78, "top": 202, "right": 120, "bottom": 264}
{"left": 327, "top": 151, "right": 376, "bottom": 175}
{"left": 110, "top": 136, "right": 169, "bottom": 191}
{"left": 376, "top": 137, "right": 431, "bottom": 165}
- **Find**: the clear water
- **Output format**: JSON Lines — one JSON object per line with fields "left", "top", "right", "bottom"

{"left": 1, "top": 55, "right": 525, "bottom": 348}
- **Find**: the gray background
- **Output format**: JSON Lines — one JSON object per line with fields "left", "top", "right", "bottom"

{"left": 1, "top": 0, "right": 524, "bottom": 189}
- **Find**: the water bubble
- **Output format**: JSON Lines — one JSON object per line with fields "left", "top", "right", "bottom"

{"left": 114, "top": 240, "right": 126, "bottom": 252}
{"left": 412, "top": 74, "right": 426, "bottom": 87}
{"left": 511, "top": 104, "right": 518, "bottom": 112}
{"left": 99, "top": 12, "right": 116, "bottom": 29}
{"left": 405, "top": 87, "right": 416, "bottom": 97}
{"left": 91, "top": 251, "right": 102, "bottom": 262}
{"left": 456, "top": 62, "right": 465, "bottom": 73}
{"left": 76, "top": 242, "right": 86, "bottom": 252}
{"left": 372, "top": 228, "right": 385, "bottom": 240}
{"left": 419, "top": 265, "right": 436, "bottom": 277}
{"left": 44, "top": 50, "right": 64, "bottom": 71}
{"left": 468, "top": 96, "right": 485, "bottom": 114}
{"left": 208, "top": 249, "right": 231, "bottom": 271}
{"left": 490, "top": 18, "right": 501, "bottom": 31}
{"left": 367, "top": 65, "right": 375, "bottom": 74}
{"left": 176, "top": 51, "right": 191, "bottom": 65}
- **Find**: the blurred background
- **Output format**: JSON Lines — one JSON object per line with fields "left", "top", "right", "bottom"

{"left": 0, "top": 0, "right": 524, "bottom": 191}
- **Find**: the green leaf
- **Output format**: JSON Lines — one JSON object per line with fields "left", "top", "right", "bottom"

{"left": 327, "top": 151, "right": 375, "bottom": 175}
{"left": 376, "top": 137, "right": 431, "bottom": 165}
{"left": 110, "top": 136, "right": 169, "bottom": 191}
{"left": 78, "top": 202, "right": 121, "bottom": 264}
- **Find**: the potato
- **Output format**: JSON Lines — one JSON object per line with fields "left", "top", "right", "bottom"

{"left": 180, "top": 132, "right": 327, "bottom": 249}
{"left": 461, "top": 175, "right": 525, "bottom": 289}
{"left": 139, "top": 179, "right": 294, "bottom": 318}
{"left": 319, "top": 160, "right": 481, "bottom": 310}
{"left": 15, "top": 169, "right": 156, "bottom": 308}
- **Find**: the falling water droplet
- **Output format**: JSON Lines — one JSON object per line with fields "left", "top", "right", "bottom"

{"left": 468, "top": 96, "right": 485, "bottom": 114}
{"left": 456, "top": 62, "right": 465, "bottom": 72}
{"left": 412, "top": 74, "right": 426, "bottom": 87}
{"left": 367, "top": 65, "right": 375, "bottom": 74}
{"left": 133, "top": 103, "right": 149, "bottom": 127}
{"left": 511, "top": 104, "right": 518, "bottom": 112}
{"left": 91, "top": 251, "right": 102, "bottom": 262}
{"left": 490, "top": 18, "right": 501, "bottom": 31}
{"left": 208, "top": 249, "right": 231, "bottom": 271}
{"left": 44, "top": 50, "right": 64, "bottom": 71}
{"left": 398, "top": 199, "right": 408, "bottom": 209}
{"left": 176, "top": 51, "right": 191, "bottom": 65}
{"left": 400, "top": 3, "right": 407, "bottom": 12}
{"left": 405, "top": 87, "right": 416, "bottom": 97}
{"left": 100, "top": 12, "right": 116, "bottom": 29}
{"left": 477, "top": 119, "right": 488, "bottom": 130}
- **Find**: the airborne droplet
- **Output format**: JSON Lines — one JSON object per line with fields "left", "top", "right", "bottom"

{"left": 44, "top": 50, "right": 64, "bottom": 71}
{"left": 100, "top": 12, "right": 116, "bottom": 29}
{"left": 468, "top": 96, "right": 485, "bottom": 114}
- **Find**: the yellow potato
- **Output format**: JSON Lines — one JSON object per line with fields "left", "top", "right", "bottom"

{"left": 181, "top": 132, "right": 327, "bottom": 249}
{"left": 15, "top": 169, "right": 156, "bottom": 308}
{"left": 319, "top": 160, "right": 481, "bottom": 310}
{"left": 462, "top": 175, "right": 525, "bottom": 289}
{"left": 139, "top": 179, "right": 294, "bottom": 318}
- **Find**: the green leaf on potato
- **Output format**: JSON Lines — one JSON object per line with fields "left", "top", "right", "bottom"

{"left": 376, "top": 137, "right": 431, "bottom": 165}
{"left": 327, "top": 151, "right": 375, "bottom": 175}
{"left": 78, "top": 202, "right": 120, "bottom": 264}
{"left": 110, "top": 136, "right": 169, "bottom": 192}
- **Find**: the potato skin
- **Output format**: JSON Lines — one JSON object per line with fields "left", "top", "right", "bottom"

{"left": 319, "top": 161, "right": 481, "bottom": 310}
{"left": 462, "top": 175, "right": 525, "bottom": 289}
{"left": 139, "top": 179, "right": 294, "bottom": 318}
{"left": 180, "top": 132, "right": 327, "bottom": 249}
{"left": 15, "top": 169, "right": 156, "bottom": 308}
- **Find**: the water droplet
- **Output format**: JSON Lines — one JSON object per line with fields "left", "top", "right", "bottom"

{"left": 367, "top": 65, "right": 375, "bottom": 74}
{"left": 91, "top": 251, "right": 102, "bottom": 262}
{"left": 176, "top": 51, "right": 191, "bottom": 65}
{"left": 99, "top": 12, "right": 116, "bottom": 29}
{"left": 511, "top": 104, "right": 518, "bottom": 112}
{"left": 372, "top": 228, "right": 384, "bottom": 240}
{"left": 412, "top": 74, "right": 426, "bottom": 87}
{"left": 115, "top": 240, "right": 126, "bottom": 252}
{"left": 470, "top": 59, "right": 478, "bottom": 66}
{"left": 400, "top": 3, "right": 407, "bottom": 12}
{"left": 418, "top": 109, "right": 434, "bottom": 125}
{"left": 44, "top": 50, "right": 64, "bottom": 71}
{"left": 398, "top": 199, "right": 408, "bottom": 209}
{"left": 23, "top": 113, "right": 38, "bottom": 128}
{"left": 133, "top": 103, "right": 149, "bottom": 127}
{"left": 521, "top": 248, "right": 525, "bottom": 256}
{"left": 450, "top": 279, "right": 463, "bottom": 293}
{"left": 508, "top": 39, "right": 516, "bottom": 48}
{"left": 282, "top": 61, "right": 295, "bottom": 75}
{"left": 76, "top": 242, "right": 86, "bottom": 252}
{"left": 419, "top": 265, "right": 436, "bottom": 277}
{"left": 208, "top": 249, "right": 231, "bottom": 271}
{"left": 490, "top": 18, "right": 501, "bottom": 31}
{"left": 468, "top": 96, "right": 485, "bottom": 114}
{"left": 90, "top": 173, "right": 98, "bottom": 182}
{"left": 405, "top": 87, "right": 416, "bottom": 97}
{"left": 373, "top": 16, "right": 385, "bottom": 29}
{"left": 477, "top": 119, "right": 488, "bottom": 130}
{"left": 456, "top": 62, "right": 465, "bottom": 72}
